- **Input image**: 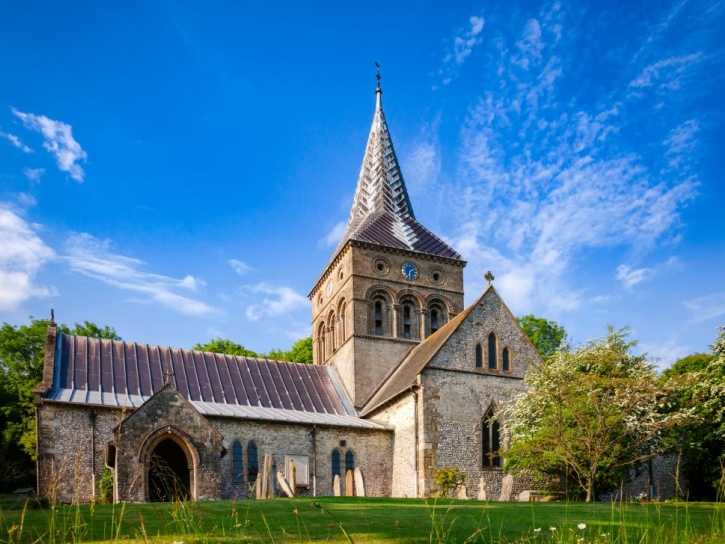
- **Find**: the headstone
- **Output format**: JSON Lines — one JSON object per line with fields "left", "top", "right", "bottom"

{"left": 457, "top": 485, "right": 468, "bottom": 499}
{"left": 289, "top": 460, "right": 297, "bottom": 497}
{"left": 477, "top": 477, "right": 487, "bottom": 501}
{"left": 276, "top": 471, "right": 294, "bottom": 498}
{"left": 261, "top": 454, "right": 273, "bottom": 499}
{"left": 345, "top": 470, "right": 354, "bottom": 496}
{"left": 354, "top": 467, "right": 365, "bottom": 497}
{"left": 518, "top": 490, "right": 531, "bottom": 502}
{"left": 255, "top": 476, "right": 262, "bottom": 499}
{"left": 333, "top": 474, "right": 341, "bottom": 496}
{"left": 499, "top": 474, "right": 513, "bottom": 501}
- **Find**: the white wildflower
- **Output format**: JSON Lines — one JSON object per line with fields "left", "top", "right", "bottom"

{"left": 577, "top": 523, "right": 587, "bottom": 530}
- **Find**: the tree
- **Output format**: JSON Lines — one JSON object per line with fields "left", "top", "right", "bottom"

{"left": 265, "top": 337, "right": 313, "bottom": 364}
{"left": 516, "top": 314, "right": 568, "bottom": 358}
{"left": 664, "top": 328, "right": 725, "bottom": 499}
{"left": 192, "top": 338, "right": 257, "bottom": 357}
{"left": 505, "top": 327, "right": 691, "bottom": 502}
{"left": 0, "top": 317, "right": 120, "bottom": 490}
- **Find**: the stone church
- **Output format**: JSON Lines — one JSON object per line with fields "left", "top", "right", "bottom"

{"left": 34, "top": 81, "right": 544, "bottom": 504}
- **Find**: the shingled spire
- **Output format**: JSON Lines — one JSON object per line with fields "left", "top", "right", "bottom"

{"left": 329, "top": 75, "right": 462, "bottom": 263}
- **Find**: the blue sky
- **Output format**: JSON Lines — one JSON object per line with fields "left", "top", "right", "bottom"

{"left": 1, "top": 0, "right": 723, "bottom": 368}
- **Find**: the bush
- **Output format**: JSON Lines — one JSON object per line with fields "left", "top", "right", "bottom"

{"left": 432, "top": 467, "right": 466, "bottom": 498}
{"left": 98, "top": 468, "right": 114, "bottom": 504}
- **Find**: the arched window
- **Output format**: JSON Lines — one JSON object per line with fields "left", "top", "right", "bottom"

{"left": 427, "top": 301, "right": 446, "bottom": 337}
{"left": 328, "top": 311, "right": 337, "bottom": 352}
{"left": 339, "top": 301, "right": 346, "bottom": 343}
{"left": 332, "top": 449, "right": 341, "bottom": 480}
{"left": 475, "top": 344, "right": 483, "bottom": 368}
{"left": 345, "top": 450, "right": 355, "bottom": 474}
{"left": 502, "top": 347, "right": 510, "bottom": 372}
{"left": 317, "top": 322, "right": 326, "bottom": 363}
{"left": 232, "top": 440, "right": 244, "bottom": 483}
{"left": 403, "top": 304, "right": 412, "bottom": 339}
{"left": 430, "top": 308, "right": 440, "bottom": 334}
{"left": 374, "top": 301, "right": 383, "bottom": 335}
{"left": 482, "top": 407, "right": 502, "bottom": 467}
{"left": 488, "top": 333, "right": 497, "bottom": 370}
{"left": 247, "top": 441, "right": 259, "bottom": 482}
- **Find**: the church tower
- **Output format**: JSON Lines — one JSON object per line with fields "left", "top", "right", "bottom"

{"left": 309, "top": 76, "right": 466, "bottom": 408}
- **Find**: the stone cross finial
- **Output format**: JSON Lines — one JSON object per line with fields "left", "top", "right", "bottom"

{"left": 485, "top": 271, "right": 494, "bottom": 284}
{"left": 163, "top": 363, "right": 174, "bottom": 385}
{"left": 50, "top": 308, "right": 55, "bottom": 325}
{"left": 375, "top": 62, "right": 381, "bottom": 90}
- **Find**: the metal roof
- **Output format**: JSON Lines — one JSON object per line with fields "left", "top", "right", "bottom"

{"left": 43, "top": 333, "right": 388, "bottom": 430}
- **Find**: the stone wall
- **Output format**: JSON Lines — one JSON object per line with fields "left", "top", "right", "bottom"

{"left": 601, "top": 455, "right": 687, "bottom": 501}
{"left": 36, "top": 402, "right": 122, "bottom": 504}
{"left": 211, "top": 417, "right": 393, "bottom": 498}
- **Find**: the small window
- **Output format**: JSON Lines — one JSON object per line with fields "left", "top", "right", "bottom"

{"left": 403, "top": 305, "right": 412, "bottom": 339}
{"left": 502, "top": 348, "right": 510, "bottom": 372}
{"left": 332, "top": 449, "right": 341, "bottom": 480}
{"left": 248, "top": 442, "right": 259, "bottom": 482}
{"left": 482, "top": 408, "right": 502, "bottom": 467}
{"left": 374, "top": 301, "right": 383, "bottom": 335}
{"left": 430, "top": 309, "right": 439, "bottom": 334}
{"left": 488, "top": 333, "right": 497, "bottom": 370}
{"left": 345, "top": 450, "right": 355, "bottom": 474}
{"left": 475, "top": 344, "right": 483, "bottom": 368}
{"left": 232, "top": 440, "right": 244, "bottom": 483}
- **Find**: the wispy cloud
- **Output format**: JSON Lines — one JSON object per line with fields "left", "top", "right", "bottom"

{"left": 0, "top": 130, "right": 32, "bottom": 153}
{"left": 628, "top": 53, "right": 702, "bottom": 95}
{"left": 319, "top": 221, "right": 346, "bottom": 248}
{"left": 684, "top": 292, "right": 725, "bottom": 322}
{"left": 438, "top": 4, "right": 701, "bottom": 315}
{"left": 228, "top": 258, "right": 253, "bottom": 276}
{"left": 12, "top": 109, "right": 88, "bottom": 182}
{"left": 437, "top": 15, "right": 485, "bottom": 86}
{"left": 245, "top": 283, "right": 308, "bottom": 321}
{"left": 0, "top": 204, "right": 56, "bottom": 310}
{"left": 24, "top": 167, "right": 45, "bottom": 183}
{"left": 616, "top": 257, "right": 680, "bottom": 289}
{"left": 64, "top": 233, "right": 218, "bottom": 316}
{"left": 640, "top": 337, "right": 691, "bottom": 369}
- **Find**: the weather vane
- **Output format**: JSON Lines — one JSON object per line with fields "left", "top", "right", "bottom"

{"left": 485, "top": 271, "right": 494, "bottom": 285}
{"left": 375, "top": 61, "right": 381, "bottom": 90}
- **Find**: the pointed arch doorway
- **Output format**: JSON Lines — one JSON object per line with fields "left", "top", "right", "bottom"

{"left": 147, "top": 437, "right": 192, "bottom": 502}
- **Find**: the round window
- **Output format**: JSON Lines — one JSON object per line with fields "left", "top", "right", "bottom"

{"left": 430, "top": 268, "right": 445, "bottom": 284}
{"left": 372, "top": 257, "right": 390, "bottom": 276}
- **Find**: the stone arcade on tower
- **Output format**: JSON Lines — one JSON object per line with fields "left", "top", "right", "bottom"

{"left": 35, "top": 80, "right": 543, "bottom": 503}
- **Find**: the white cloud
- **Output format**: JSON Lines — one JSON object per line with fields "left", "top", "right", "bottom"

{"left": 404, "top": 140, "right": 441, "bottom": 195}
{"left": 438, "top": 15, "right": 485, "bottom": 85}
{"left": 616, "top": 265, "right": 655, "bottom": 289}
{"left": 228, "top": 258, "right": 253, "bottom": 276}
{"left": 245, "top": 283, "right": 308, "bottom": 321}
{"left": 684, "top": 292, "right": 725, "bottom": 322}
{"left": 12, "top": 109, "right": 88, "bottom": 182}
{"left": 17, "top": 193, "right": 37, "bottom": 208}
{"left": 664, "top": 120, "right": 699, "bottom": 169}
{"left": 628, "top": 53, "right": 702, "bottom": 94}
{"left": 640, "top": 337, "right": 691, "bottom": 369}
{"left": 0, "top": 205, "right": 56, "bottom": 310}
{"left": 64, "top": 233, "right": 218, "bottom": 316}
{"left": 23, "top": 167, "right": 45, "bottom": 182}
{"left": 0, "top": 131, "right": 32, "bottom": 153}
{"left": 319, "top": 221, "right": 346, "bottom": 248}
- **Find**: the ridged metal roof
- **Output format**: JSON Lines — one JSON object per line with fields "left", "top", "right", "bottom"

{"left": 328, "top": 88, "right": 463, "bottom": 264}
{"left": 43, "top": 334, "right": 387, "bottom": 430}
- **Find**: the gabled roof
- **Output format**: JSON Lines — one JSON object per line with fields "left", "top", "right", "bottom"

{"left": 321, "top": 86, "right": 463, "bottom": 279}
{"left": 360, "top": 285, "right": 492, "bottom": 417}
{"left": 42, "top": 333, "right": 387, "bottom": 430}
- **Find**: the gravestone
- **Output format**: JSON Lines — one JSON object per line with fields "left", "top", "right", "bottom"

{"left": 477, "top": 477, "right": 487, "bottom": 501}
{"left": 261, "top": 454, "right": 273, "bottom": 499}
{"left": 289, "top": 460, "right": 297, "bottom": 497}
{"left": 345, "top": 470, "right": 354, "bottom": 496}
{"left": 255, "top": 476, "right": 262, "bottom": 499}
{"left": 333, "top": 474, "right": 341, "bottom": 496}
{"left": 457, "top": 484, "right": 468, "bottom": 499}
{"left": 354, "top": 467, "right": 365, "bottom": 497}
{"left": 277, "top": 471, "right": 294, "bottom": 498}
{"left": 518, "top": 490, "right": 531, "bottom": 502}
{"left": 499, "top": 474, "right": 513, "bottom": 501}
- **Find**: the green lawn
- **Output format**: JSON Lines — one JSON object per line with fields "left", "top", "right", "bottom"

{"left": 1, "top": 497, "right": 724, "bottom": 543}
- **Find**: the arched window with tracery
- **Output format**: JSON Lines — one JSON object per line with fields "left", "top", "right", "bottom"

{"left": 427, "top": 300, "right": 446, "bottom": 337}
{"left": 328, "top": 310, "right": 337, "bottom": 352}
{"left": 475, "top": 344, "right": 483, "bottom": 368}
{"left": 369, "top": 291, "right": 392, "bottom": 336}
{"left": 482, "top": 407, "right": 502, "bottom": 467}
{"left": 403, "top": 304, "right": 412, "bottom": 338}
{"left": 232, "top": 440, "right": 244, "bottom": 483}
{"left": 488, "top": 333, "right": 497, "bottom": 370}
{"left": 502, "top": 347, "right": 510, "bottom": 372}
{"left": 247, "top": 441, "right": 259, "bottom": 482}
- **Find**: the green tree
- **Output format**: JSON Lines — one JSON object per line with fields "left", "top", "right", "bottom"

{"left": 664, "top": 328, "right": 725, "bottom": 499}
{"left": 505, "top": 327, "right": 691, "bottom": 502}
{"left": 193, "top": 338, "right": 257, "bottom": 357}
{"left": 516, "top": 314, "right": 568, "bottom": 358}
{"left": 0, "top": 317, "right": 120, "bottom": 490}
{"left": 262, "top": 337, "right": 314, "bottom": 364}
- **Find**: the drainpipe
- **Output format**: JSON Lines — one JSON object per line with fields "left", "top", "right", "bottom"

{"left": 312, "top": 424, "right": 317, "bottom": 497}
{"left": 413, "top": 384, "right": 419, "bottom": 499}
{"left": 89, "top": 408, "right": 97, "bottom": 502}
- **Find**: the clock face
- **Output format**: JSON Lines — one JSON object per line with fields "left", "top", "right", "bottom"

{"left": 401, "top": 262, "right": 419, "bottom": 281}
{"left": 326, "top": 280, "right": 333, "bottom": 297}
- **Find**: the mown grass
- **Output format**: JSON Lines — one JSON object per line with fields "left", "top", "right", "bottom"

{"left": 1, "top": 496, "right": 723, "bottom": 543}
